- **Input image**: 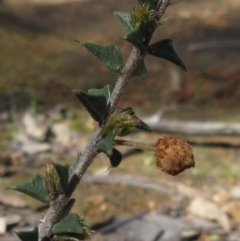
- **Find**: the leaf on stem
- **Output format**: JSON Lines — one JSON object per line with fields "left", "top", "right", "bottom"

{"left": 97, "top": 132, "right": 122, "bottom": 167}
{"left": 52, "top": 214, "right": 83, "bottom": 235}
{"left": 11, "top": 175, "right": 50, "bottom": 204}
{"left": 88, "top": 84, "right": 112, "bottom": 104}
{"left": 147, "top": 39, "right": 187, "bottom": 71}
{"left": 120, "top": 107, "right": 151, "bottom": 133}
{"left": 97, "top": 131, "right": 115, "bottom": 156}
{"left": 135, "top": 119, "right": 151, "bottom": 132}
{"left": 114, "top": 12, "right": 133, "bottom": 32}
{"left": 109, "top": 148, "right": 122, "bottom": 167}
{"left": 73, "top": 88, "right": 109, "bottom": 123}
{"left": 123, "top": 23, "right": 145, "bottom": 49}
{"left": 82, "top": 42, "right": 123, "bottom": 72}
{"left": 15, "top": 227, "right": 38, "bottom": 241}
{"left": 52, "top": 214, "right": 90, "bottom": 240}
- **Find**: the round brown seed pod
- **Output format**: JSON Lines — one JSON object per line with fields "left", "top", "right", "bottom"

{"left": 155, "top": 136, "right": 195, "bottom": 176}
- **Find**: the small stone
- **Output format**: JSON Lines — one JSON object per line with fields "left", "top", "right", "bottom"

{"left": 0, "top": 217, "right": 7, "bottom": 234}
{"left": 188, "top": 198, "right": 231, "bottom": 232}
{"left": 230, "top": 186, "right": 240, "bottom": 199}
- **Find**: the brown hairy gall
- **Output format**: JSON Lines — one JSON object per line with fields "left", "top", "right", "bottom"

{"left": 155, "top": 136, "right": 195, "bottom": 175}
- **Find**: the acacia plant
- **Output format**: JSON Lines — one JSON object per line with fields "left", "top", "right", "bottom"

{"left": 10, "top": 0, "right": 195, "bottom": 240}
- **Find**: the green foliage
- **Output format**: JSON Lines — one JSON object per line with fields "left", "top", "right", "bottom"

{"left": 118, "top": 4, "right": 157, "bottom": 49}
{"left": 109, "top": 148, "right": 122, "bottom": 167}
{"left": 135, "top": 118, "right": 152, "bottom": 132}
{"left": 147, "top": 39, "right": 187, "bottom": 71}
{"left": 88, "top": 84, "right": 112, "bottom": 104}
{"left": 97, "top": 131, "right": 115, "bottom": 156}
{"left": 97, "top": 132, "right": 122, "bottom": 167}
{"left": 130, "top": 3, "right": 156, "bottom": 29}
{"left": 11, "top": 174, "right": 50, "bottom": 204}
{"left": 123, "top": 23, "right": 145, "bottom": 49}
{"left": 101, "top": 107, "right": 151, "bottom": 137}
{"left": 15, "top": 227, "right": 38, "bottom": 241}
{"left": 73, "top": 85, "right": 112, "bottom": 123}
{"left": 97, "top": 107, "right": 150, "bottom": 168}
{"left": 114, "top": 12, "right": 133, "bottom": 32}
{"left": 73, "top": 90, "right": 106, "bottom": 122}
{"left": 52, "top": 214, "right": 90, "bottom": 240}
{"left": 11, "top": 162, "right": 69, "bottom": 204}
{"left": 82, "top": 42, "right": 123, "bottom": 72}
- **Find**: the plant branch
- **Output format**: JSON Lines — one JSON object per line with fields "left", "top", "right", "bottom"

{"left": 157, "top": 0, "right": 171, "bottom": 20}
{"left": 108, "top": 47, "right": 143, "bottom": 116}
{"left": 114, "top": 139, "right": 156, "bottom": 151}
{"left": 38, "top": 1, "right": 172, "bottom": 240}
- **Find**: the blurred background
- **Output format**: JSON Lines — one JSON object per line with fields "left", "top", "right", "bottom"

{"left": 1, "top": 0, "right": 240, "bottom": 240}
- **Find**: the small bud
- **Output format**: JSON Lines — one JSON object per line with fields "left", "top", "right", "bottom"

{"left": 130, "top": 4, "right": 156, "bottom": 29}
{"left": 155, "top": 136, "right": 195, "bottom": 175}
{"left": 101, "top": 107, "right": 150, "bottom": 137}
{"left": 44, "top": 162, "right": 63, "bottom": 197}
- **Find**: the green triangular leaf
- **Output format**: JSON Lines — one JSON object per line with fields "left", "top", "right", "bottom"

{"left": 131, "top": 57, "right": 147, "bottom": 77}
{"left": 119, "top": 107, "right": 151, "bottom": 133}
{"left": 54, "top": 163, "right": 69, "bottom": 193}
{"left": 123, "top": 23, "right": 145, "bottom": 49}
{"left": 73, "top": 90, "right": 107, "bottom": 122}
{"left": 11, "top": 175, "right": 50, "bottom": 203}
{"left": 137, "top": 0, "right": 159, "bottom": 10}
{"left": 88, "top": 84, "right": 112, "bottom": 104}
{"left": 97, "top": 131, "right": 115, "bottom": 156}
{"left": 15, "top": 227, "right": 38, "bottom": 241}
{"left": 147, "top": 39, "right": 187, "bottom": 71}
{"left": 82, "top": 42, "right": 123, "bottom": 72}
{"left": 135, "top": 119, "right": 151, "bottom": 132}
{"left": 109, "top": 148, "right": 122, "bottom": 167}
{"left": 52, "top": 214, "right": 83, "bottom": 235}
{"left": 114, "top": 12, "right": 133, "bottom": 32}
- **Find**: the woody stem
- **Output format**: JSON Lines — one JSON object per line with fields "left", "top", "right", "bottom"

{"left": 114, "top": 139, "right": 156, "bottom": 151}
